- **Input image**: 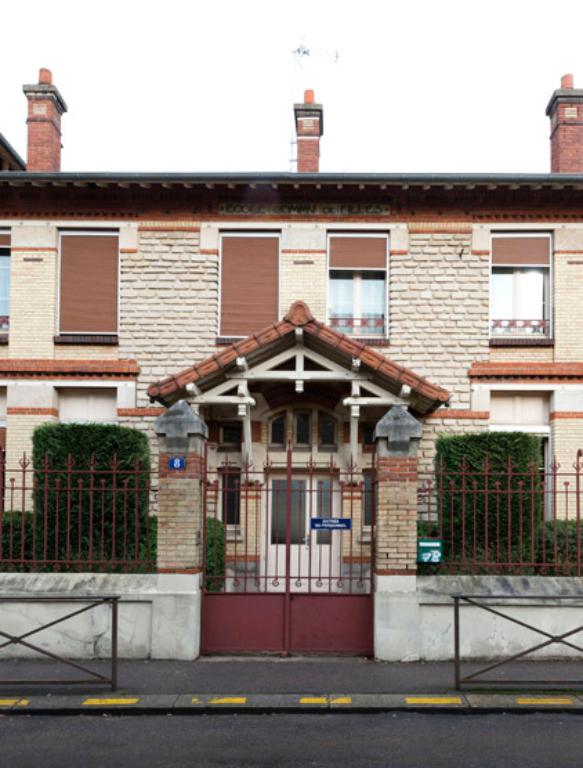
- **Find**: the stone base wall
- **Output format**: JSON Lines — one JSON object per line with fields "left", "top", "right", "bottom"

{"left": 0, "top": 572, "right": 201, "bottom": 660}
{"left": 375, "top": 574, "right": 583, "bottom": 661}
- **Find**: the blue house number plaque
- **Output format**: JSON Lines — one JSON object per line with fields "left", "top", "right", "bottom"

{"left": 167, "top": 456, "right": 186, "bottom": 471}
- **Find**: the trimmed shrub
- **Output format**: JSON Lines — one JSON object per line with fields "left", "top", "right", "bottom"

{"left": 435, "top": 432, "right": 542, "bottom": 564}
{"left": 205, "top": 517, "right": 225, "bottom": 592}
{"left": 0, "top": 512, "right": 35, "bottom": 571}
{"left": 31, "top": 423, "right": 152, "bottom": 570}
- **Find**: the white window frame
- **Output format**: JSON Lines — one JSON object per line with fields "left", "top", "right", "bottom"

{"left": 0, "top": 230, "right": 10, "bottom": 333}
{"left": 326, "top": 232, "right": 389, "bottom": 338}
{"left": 217, "top": 231, "right": 281, "bottom": 339}
{"left": 57, "top": 230, "right": 120, "bottom": 336}
{"left": 489, "top": 232, "right": 553, "bottom": 339}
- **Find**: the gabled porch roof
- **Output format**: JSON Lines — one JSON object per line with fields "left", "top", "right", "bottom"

{"left": 147, "top": 302, "right": 449, "bottom": 417}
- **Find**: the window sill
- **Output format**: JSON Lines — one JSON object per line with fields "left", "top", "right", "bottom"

{"left": 489, "top": 337, "right": 554, "bottom": 347}
{"left": 345, "top": 337, "right": 389, "bottom": 347}
{"left": 54, "top": 334, "right": 119, "bottom": 346}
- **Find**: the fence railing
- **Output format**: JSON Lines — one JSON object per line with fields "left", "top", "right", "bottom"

{"left": 418, "top": 453, "right": 583, "bottom": 575}
{"left": 0, "top": 452, "right": 156, "bottom": 573}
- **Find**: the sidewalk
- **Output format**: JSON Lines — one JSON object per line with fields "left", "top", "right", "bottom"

{"left": 1, "top": 658, "right": 583, "bottom": 714}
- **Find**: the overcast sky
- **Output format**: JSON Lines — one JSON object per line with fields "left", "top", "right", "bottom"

{"left": 1, "top": 0, "right": 582, "bottom": 174}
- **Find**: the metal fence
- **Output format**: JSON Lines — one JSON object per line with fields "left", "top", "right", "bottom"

{"left": 0, "top": 452, "right": 156, "bottom": 572}
{"left": 418, "top": 452, "right": 583, "bottom": 575}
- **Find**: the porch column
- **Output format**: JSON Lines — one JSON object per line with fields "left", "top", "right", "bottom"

{"left": 155, "top": 400, "right": 208, "bottom": 573}
{"left": 373, "top": 405, "right": 422, "bottom": 661}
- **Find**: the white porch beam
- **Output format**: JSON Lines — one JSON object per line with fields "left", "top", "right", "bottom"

{"left": 350, "top": 405, "right": 359, "bottom": 464}
{"left": 241, "top": 406, "right": 252, "bottom": 464}
{"left": 343, "top": 396, "right": 405, "bottom": 407}
{"left": 228, "top": 371, "right": 370, "bottom": 382}
{"left": 190, "top": 394, "right": 256, "bottom": 406}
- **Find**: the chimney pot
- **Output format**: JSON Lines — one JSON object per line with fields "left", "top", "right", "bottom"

{"left": 22, "top": 68, "right": 67, "bottom": 172}
{"left": 39, "top": 68, "right": 52, "bottom": 85}
{"left": 294, "top": 88, "right": 323, "bottom": 173}
{"left": 546, "top": 73, "right": 583, "bottom": 172}
{"left": 561, "top": 73, "right": 574, "bottom": 90}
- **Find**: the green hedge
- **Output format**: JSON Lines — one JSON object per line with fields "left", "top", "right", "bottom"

{"left": 31, "top": 423, "right": 153, "bottom": 569}
{"left": 0, "top": 512, "right": 156, "bottom": 573}
{"left": 435, "top": 432, "right": 542, "bottom": 563}
{"left": 205, "top": 517, "right": 225, "bottom": 592}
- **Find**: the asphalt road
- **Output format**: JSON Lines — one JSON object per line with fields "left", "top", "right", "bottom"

{"left": 1, "top": 713, "right": 582, "bottom": 768}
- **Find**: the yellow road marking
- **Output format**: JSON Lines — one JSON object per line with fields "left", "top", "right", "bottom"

{"left": 300, "top": 697, "right": 328, "bottom": 704}
{"left": 82, "top": 698, "right": 140, "bottom": 706}
{"left": 208, "top": 697, "right": 247, "bottom": 705}
{"left": 330, "top": 697, "right": 352, "bottom": 705}
{"left": 516, "top": 697, "right": 574, "bottom": 706}
{"left": 0, "top": 698, "right": 28, "bottom": 707}
{"left": 191, "top": 697, "right": 200, "bottom": 704}
{"left": 405, "top": 697, "right": 463, "bottom": 705}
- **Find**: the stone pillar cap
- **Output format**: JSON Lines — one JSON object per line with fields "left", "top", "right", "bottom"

{"left": 155, "top": 400, "right": 208, "bottom": 442}
{"left": 374, "top": 405, "right": 422, "bottom": 455}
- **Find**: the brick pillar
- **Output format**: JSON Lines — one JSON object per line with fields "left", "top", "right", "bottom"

{"left": 373, "top": 406, "right": 422, "bottom": 661}
{"left": 155, "top": 400, "right": 208, "bottom": 573}
{"left": 374, "top": 406, "right": 422, "bottom": 575}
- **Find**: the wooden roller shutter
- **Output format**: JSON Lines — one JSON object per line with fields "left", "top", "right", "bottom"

{"left": 220, "top": 236, "right": 279, "bottom": 336}
{"left": 329, "top": 236, "right": 387, "bottom": 269}
{"left": 0, "top": 234, "right": 10, "bottom": 247}
{"left": 492, "top": 236, "right": 550, "bottom": 266}
{"left": 60, "top": 235, "right": 118, "bottom": 333}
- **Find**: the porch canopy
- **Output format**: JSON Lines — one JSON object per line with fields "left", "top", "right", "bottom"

{"left": 147, "top": 301, "right": 449, "bottom": 460}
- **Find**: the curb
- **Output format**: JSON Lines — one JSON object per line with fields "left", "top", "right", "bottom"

{"left": 2, "top": 693, "right": 583, "bottom": 715}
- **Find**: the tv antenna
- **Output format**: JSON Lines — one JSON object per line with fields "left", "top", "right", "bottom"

{"left": 289, "top": 40, "right": 340, "bottom": 169}
{"left": 292, "top": 42, "right": 340, "bottom": 67}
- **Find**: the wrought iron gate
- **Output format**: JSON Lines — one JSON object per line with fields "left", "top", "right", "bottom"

{"left": 201, "top": 448, "right": 375, "bottom": 654}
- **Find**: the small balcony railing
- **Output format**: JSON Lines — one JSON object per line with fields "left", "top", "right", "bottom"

{"left": 490, "top": 318, "right": 550, "bottom": 337}
{"left": 329, "top": 316, "right": 385, "bottom": 336}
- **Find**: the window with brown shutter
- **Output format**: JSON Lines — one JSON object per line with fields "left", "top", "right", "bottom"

{"left": 490, "top": 234, "right": 552, "bottom": 339}
{"left": 59, "top": 234, "right": 118, "bottom": 334}
{"left": 328, "top": 235, "right": 388, "bottom": 337}
{"left": 220, "top": 235, "right": 279, "bottom": 337}
{"left": 329, "top": 236, "right": 387, "bottom": 269}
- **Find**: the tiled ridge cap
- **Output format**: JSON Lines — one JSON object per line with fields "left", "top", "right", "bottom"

{"left": 469, "top": 362, "right": 583, "bottom": 379}
{"left": 147, "top": 302, "right": 449, "bottom": 405}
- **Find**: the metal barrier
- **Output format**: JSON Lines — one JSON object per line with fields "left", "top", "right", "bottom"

{"left": 453, "top": 593, "right": 583, "bottom": 690}
{"left": 0, "top": 595, "right": 119, "bottom": 690}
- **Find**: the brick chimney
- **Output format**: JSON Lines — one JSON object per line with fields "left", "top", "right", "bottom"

{"left": 546, "top": 74, "right": 583, "bottom": 173}
{"left": 22, "top": 68, "right": 68, "bottom": 172}
{"left": 294, "top": 89, "right": 324, "bottom": 173}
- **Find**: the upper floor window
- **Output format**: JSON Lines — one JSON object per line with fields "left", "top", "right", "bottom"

{"left": 328, "top": 235, "right": 388, "bottom": 337}
{"left": 220, "top": 234, "right": 279, "bottom": 338}
{"left": 0, "top": 232, "right": 10, "bottom": 333}
{"left": 490, "top": 234, "right": 551, "bottom": 338}
{"left": 59, "top": 232, "right": 118, "bottom": 334}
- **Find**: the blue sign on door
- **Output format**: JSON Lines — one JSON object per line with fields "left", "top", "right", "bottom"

{"left": 167, "top": 456, "right": 186, "bottom": 471}
{"left": 310, "top": 518, "right": 352, "bottom": 531}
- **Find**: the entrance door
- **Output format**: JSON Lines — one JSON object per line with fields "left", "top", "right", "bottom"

{"left": 201, "top": 454, "right": 374, "bottom": 655}
{"left": 266, "top": 477, "right": 341, "bottom": 593}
